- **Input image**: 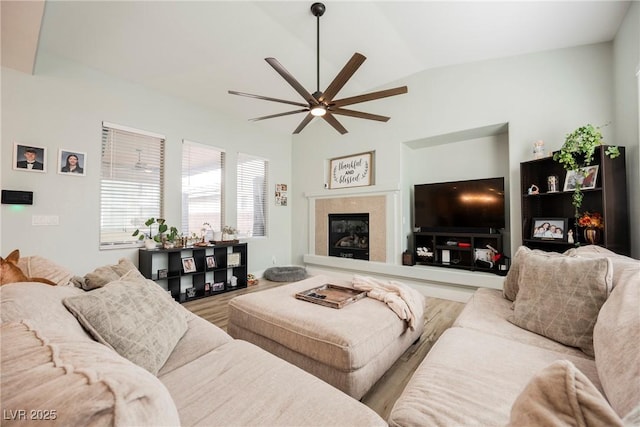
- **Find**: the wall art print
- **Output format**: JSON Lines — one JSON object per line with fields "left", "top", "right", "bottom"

{"left": 329, "top": 151, "right": 374, "bottom": 189}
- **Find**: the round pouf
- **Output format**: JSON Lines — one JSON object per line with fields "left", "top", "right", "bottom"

{"left": 263, "top": 266, "right": 307, "bottom": 282}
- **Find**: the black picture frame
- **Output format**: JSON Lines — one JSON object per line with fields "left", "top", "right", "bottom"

{"left": 531, "top": 218, "right": 568, "bottom": 241}
{"left": 212, "top": 282, "right": 225, "bottom": 291}
{"left": 157, "top": 268, "right": 168, "bottom": 279}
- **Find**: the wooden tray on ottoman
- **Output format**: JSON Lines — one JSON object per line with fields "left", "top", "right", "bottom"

{"left": 295, "top": 284, "right": 366, "bottom": 309}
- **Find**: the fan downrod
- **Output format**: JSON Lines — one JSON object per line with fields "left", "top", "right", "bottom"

{"left": 311, "top": 2, "right": 325, "bottom": 17}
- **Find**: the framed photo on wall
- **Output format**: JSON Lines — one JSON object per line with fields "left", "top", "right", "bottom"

{"left": 58, "top": 149, "right": 87, "bottom": 176}
{"left": 13, "top": 143, "right": 46, "bottom": 173}
{"left": 531, "top": 218, "right": 568, "bottom": 241}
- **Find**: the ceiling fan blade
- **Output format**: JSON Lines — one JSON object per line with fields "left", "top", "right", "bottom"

{"left": 293, "top": 113, "right": 315, "bottom": 134}
{"left": 323, "top": 113, "right": 348, "bottom": 135}
{"left": 332, "top": 86, "right": 408, "bottom": 107}
{"left": 228, "top": 90, "right": 308, "bottom": 108}
{"left": 250, "top": 109, "right": 309, "bottom": 122}
{"left": 320, "top": 53, "right": 366, "bottom": 102}
{"left": 331, "top": 108, "right": 390, "bottom": 122}
{"left": 265, "top": 58, "right": 319, "bottom": 106}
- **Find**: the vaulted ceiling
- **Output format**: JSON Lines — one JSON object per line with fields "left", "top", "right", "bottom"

{"left": 2, "top": 1, "right": 631, "bottom": 134}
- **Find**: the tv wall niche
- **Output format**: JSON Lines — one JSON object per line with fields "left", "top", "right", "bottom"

{"left": 412, "top": 176, "right": 507, "bottom": 275}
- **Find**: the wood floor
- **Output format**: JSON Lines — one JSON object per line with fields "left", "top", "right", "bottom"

{"left": 183, "top": 278, "right": 465, "bottom": 421}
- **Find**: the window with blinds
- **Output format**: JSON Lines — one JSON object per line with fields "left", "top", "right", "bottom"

{"left": 100, "top": 122, "right": 165, "bottom": 248}
{"left": 181, "top": 140, "right": 225, "bottom": 237}
{"left": 237, "top": 153, "right": 268, "bottom": 237}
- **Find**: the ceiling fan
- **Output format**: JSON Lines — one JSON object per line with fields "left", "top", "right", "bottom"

{"left": 228, "top": 2, "right": 408, "bottom": 135}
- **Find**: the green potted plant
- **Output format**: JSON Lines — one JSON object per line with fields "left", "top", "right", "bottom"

{"left": 132, "top": 218, "right": 179, "bottom": 249}
{"left": 553, "top": 124, "right": 619, "bottom": 217}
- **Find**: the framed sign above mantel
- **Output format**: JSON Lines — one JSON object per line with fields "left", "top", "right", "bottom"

{"left": 329, "top": 151, "right": 374, "bottom": 189}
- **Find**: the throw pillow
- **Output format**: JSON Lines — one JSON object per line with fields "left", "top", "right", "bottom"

{"left": 1, "top": 321, "right": 180, "bottom": 426}
{"left": 502, "top": 246, "right": 574, "bottom": 302}
{"left": 507, "top": 360, "right": 623, "bottom": 427}
{"left": 77, "top": 258, "right": 142, "bottom": 290}
{"left": 63, "top": 276, "right": 187, "bottom": 375}
{"left": 509, "top": 253, "right": 612, "bottom": 356}
{"left": 15, "top": 252, "right": 74, "bottom": 286}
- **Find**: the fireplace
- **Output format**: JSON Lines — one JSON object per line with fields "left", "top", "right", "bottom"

{"left": 328, "top": 213, "right": 369, "bottom": 260}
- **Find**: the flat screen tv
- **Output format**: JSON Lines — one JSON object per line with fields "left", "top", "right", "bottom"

{"left": 414, "top": 177, "right": 505, "bottom": 233}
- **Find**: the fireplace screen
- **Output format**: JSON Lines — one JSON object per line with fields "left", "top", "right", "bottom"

{"left": 328, "top": 213, "right": 369, "bottom": 260}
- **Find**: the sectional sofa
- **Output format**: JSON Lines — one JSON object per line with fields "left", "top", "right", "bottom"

{"left": 389, "top": 245, "right": 640, "bottom": 426}
{"left": 0, "top": 256, "right": 385, "bottom": 426}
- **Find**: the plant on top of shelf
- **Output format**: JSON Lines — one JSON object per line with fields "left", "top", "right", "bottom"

{"left": 553, "top": 123, "right": 619, "bottom": 216}
{"left": 132, "top": 217, "right": 179, "bottom": 244}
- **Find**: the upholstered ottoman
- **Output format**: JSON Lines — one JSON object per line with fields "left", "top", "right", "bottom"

{"left": 227, "top": 275, "right": 425, "bottom": 399}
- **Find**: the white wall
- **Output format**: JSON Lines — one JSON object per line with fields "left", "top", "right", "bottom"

{"left": 292, "top": 42, "right": 621, "bottom": 266}
{"left": 1, "top": 53, "right": 293, "bottom": 275}
{"left": 613, "top": 1, "right": 640, "bottom": 258}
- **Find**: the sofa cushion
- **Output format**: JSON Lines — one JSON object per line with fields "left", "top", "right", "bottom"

{"left": 158, "top": 312, "right": 233, "bottom": 377}
{"left": 503, "top": 246, "right": 573, "bottom": 302}
{"left": 159, "top": 339, "right": 386, "bottom": 426}
{"left": 572, "top": 245, "right": 640, "bottom": 290}
{"left": 74, "top": 258, "right": 142, "bottom": 290}
{"left": 388, "top": 327, "right": 600, "bottom": 427}
{"left": 507, "top": 360, "right": 622, "bottom": 427}
{"left": 63, "top": 272, "right": 188, "bottom": 375}
{"left": 509, "top": 253, "right": 612, "bottom": 356}
{"left": 453, "top": 288, "right": 588, "bottom": 358}
{"left": 0, "top": 321, "right": 180, "bottom": 426}
{"left": 0, "top": 282, "right": 91, "bottom": 341}
{"left": 16, "top": 255, "right": 74, "bottom": 286}
{"left": 593, "top": 265, "right": 640, "bottom": 419}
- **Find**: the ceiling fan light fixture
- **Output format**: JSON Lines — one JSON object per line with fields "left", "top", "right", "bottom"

{"left": 310, "top": 105, "right": 327, "bottom": 116}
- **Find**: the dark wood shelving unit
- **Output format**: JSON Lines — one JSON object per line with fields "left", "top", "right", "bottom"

{"left": 413, "top": 231, "right": 506, "bottom": 275}
{"left": 520, "top": 145, "right": 629, "bottom": 255}
{"left": 138, "top": 242, "right": 248, "bottom": 303}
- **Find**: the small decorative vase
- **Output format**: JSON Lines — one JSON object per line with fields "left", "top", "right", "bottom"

{"left": 583, "top": 228, "right": 600, "bottom": 245}
{"left": 144, "top": 238, "right": 157, "bottom": 250}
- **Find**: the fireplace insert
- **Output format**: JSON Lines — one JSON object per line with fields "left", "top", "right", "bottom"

{"left": 328, "top": 213, "right": 369, "bottom": 260}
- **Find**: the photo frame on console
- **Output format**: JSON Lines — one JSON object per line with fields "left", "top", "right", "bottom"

{"left": 531, "top": 218, "right": 568, "bottom": 242}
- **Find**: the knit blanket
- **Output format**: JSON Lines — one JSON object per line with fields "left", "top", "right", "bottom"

{"left": 352, "top": 275, "right": 420, "bottom": 330}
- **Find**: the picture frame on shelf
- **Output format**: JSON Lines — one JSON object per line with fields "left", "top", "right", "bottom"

{"left": 204, "top": 282, "right": 211, "bottom": 293}
{"left": 563, "top": 165, "right": 599, "bottom": 191}
{"left": 227, "top": 252, "right": 241, "bottom": 267}
{"left": 531, "top": 218, "right": 568, "bottom": 241}
{"left": 206, "top": 255, "right": 216, "bottom": 268}
{"left": 212, "top": 282, "right": 225, "bottom": 291}
{"left": 157, "top": 268, "right": 168, "bottom": 279}
{"left": 185, "top": 287, "right": 196, "bottom": 298}
{"left": 182, "top": 257, "right": 196, "bottom": 273}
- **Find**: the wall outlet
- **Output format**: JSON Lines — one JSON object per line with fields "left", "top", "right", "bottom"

{"left": 32, "top": 215, "right": 59, "bottom": 226}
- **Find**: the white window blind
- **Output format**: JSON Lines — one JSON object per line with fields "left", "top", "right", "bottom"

{"left": 100, "top": 122, "right": 165, "bottom": 248}
{"left": 181, "top": 140, "right": 225, "bottom": 237}
{"left": 237, "top": 153, "right": 268, "bottom": 237}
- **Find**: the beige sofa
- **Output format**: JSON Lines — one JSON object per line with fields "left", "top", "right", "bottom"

{"left": 0, "top": 257, "right": 386, "bottom": 426}
{"left": 389, "top": 245, "right": 640, "bottom": 426}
